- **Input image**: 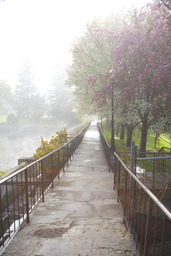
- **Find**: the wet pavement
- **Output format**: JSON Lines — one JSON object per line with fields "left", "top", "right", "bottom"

{"left": 2, "top": 124, "right": 136, "bottom": 256}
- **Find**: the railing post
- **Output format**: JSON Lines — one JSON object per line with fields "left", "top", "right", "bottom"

{"left": 63, "top": 147, "right": 65, "bottom": 171}
{"left": 124, "top": 171, "right": 128, "bottom": 216}
{"left": 113, "top": 154, "right": 116, "bottom": 189}
{"left": 110, "top": 150, "right": 115, "bottom": 173}
{"left": 129, "top": 177, "right": 134, "bottom": 229}
{"left": 117, "top": 161, "right": 121, "bottom": 202}
{"left": 25, "top": 169, "right": 30, "bottom": 223}
{"left": 0, "top": 184, "right": 4, "bottom": 246}
{"left": 144, "top": 198, "right": 153, "bottom": 256}
{"left": 51, "top": 154, "right": 54, "bottom": 189}
{"left": 66, "top": 144, "right": 69, "bottom": 166}
{"left": 160, "top": 215, "right": 166, "bottom": 256}
{"left": 41, "top": 160, "right": 45, "bottom": 202}
{"left": 58, "top": 150, "right": 60, "bottom": 179}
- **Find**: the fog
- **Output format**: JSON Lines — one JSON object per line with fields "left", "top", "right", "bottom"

{"left": 0, "top": 0, "right": 150, "bottom": 173}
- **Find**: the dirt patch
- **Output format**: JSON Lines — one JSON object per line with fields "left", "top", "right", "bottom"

{"left": 33, "top": 222, "right": 74, "bottom": 238}
{"left": 34, "top": 227, "right": 69, "bottom": 238}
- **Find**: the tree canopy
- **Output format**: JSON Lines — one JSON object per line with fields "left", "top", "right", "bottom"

{"left": 66, "top": 2, "right": 171, "bottom": 152}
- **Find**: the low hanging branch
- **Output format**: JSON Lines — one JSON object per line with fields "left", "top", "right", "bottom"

{"left": 160, "top": 0, "right": 171, "bottom": 10}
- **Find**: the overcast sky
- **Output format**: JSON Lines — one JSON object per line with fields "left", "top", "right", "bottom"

{"left": 0, "top": 0, "right": 152, "bottom": 94}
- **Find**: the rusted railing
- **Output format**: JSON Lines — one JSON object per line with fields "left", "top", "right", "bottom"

{"left": 0, "top": 123, "right": 90, "bottom": 254}
{"left": 98, "top": 124, "right": 171, "bottom": 256}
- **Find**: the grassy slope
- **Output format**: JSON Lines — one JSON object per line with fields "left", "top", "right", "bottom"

{"left": 102, "top": 121, "right": 171, "bottom": 174}
{"left": 102, "top": 121, "right": 170, "bottom": 153}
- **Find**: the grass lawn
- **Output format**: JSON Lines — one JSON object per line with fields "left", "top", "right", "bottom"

{"left": 102, "top": 121, "right": 170, "bottom": 153}
{"left": 101, "top": 121, "right": 171, "bottom": 174}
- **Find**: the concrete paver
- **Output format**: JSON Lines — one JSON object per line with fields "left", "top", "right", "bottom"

{"left": 2, "top": 124, "right": 136, "bottom": 256}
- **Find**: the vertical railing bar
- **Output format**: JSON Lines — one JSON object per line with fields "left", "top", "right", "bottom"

{"left": 36, "top": 163, "right": 38, "bottom": 202}
{"left": 117, "top": 161, "right": 121, "bottom": 202}
{"left": 63, "top": 147, "right": 65, "bottom": 171}
{"left": 25, "top": 169, "right": 29, "bottom": 223}
{"left": 33, "top": 164, "right": 35, "bottom": 205}
{"left": 67, "top": 144, "right": 69, "bottom": 166}
{"left": 130, "top": 175, "right": 134, "bottom": 232}
{"left": 113, "top": 154, "right": 117, "bottom": 189}
{"left": 153, "top": 158, "right": 155, "bottom": 189}
{"left": 11, "top": 177, "right": 16, "bottom": 234}
{"left": 144, "top": 198, "right": 153, "bottom": 256}
{"left": 39, "top": 162, "right": 41, "bottom": 200}
{"left": 41, "top": 160, "right": 44, "bottom": 202}
{"left": 113, "top": 154, "right": 115, "bottom": 189}
{"left": 133, "top": 180, "right": 137, "bottom": 240}
{"left": 58, "top": 150, "right": 60, "bottom": 179}
{"left": 5, "top": 181, "right": 10, "bottom": 239}
{"left": 124, "top": 171, "right": 128, "bottom": 216}
{"left": 20, "top": 172, "right": 24, "bottom": 222}
{"left": 140, "top": 192, "right": 146, "bottom": 254}
{"left": 0, "top": 184, "right": 4, "bottom": 248}
{"left": 136, "top": 187, "right": 142, "bottom": 250}
{"left": 151, "top": 207, "right": 159, "bottom": 256}
{"left": 51, "top": 154, "right": 54, "bottom": 189}
{"left": 69, "top": 142, "right": 71, "bottom": 161}
{"left": 29, "top": 167, "right": 32, "bottom": 210}
{"left": 160, "top": 215, "right": 166, "bottom": 256}
{"left": 38, "top": 162, "right": 41, "bottom": 201}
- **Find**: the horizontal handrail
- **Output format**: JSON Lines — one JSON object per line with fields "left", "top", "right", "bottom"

{"left": 136, "top": 156, "right": 171, "bottom": 161}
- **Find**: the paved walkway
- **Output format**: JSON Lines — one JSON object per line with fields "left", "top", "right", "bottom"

{"left": 2, "top": 124, "right": 136, "bottom": 256}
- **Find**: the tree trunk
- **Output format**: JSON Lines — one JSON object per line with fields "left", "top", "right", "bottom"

{"left": 126, "top": 124, "right": 133, "bottom": 146}
{"left": 140, "top": 112, "right": 149, "bottom": 154}
{"left": 106, "top": 119, "right": 110, "bottom": 127}
{"left": 116, "top": 123, "right": 120, "bottom": 136}
{"left": 120, "top": 123, "right": 125, "bottom": 140}
{"left": 154, "top": 132, "right": 159, "bottom": 148}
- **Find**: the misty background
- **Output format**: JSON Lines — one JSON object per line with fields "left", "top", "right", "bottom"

{"left": 0, "top": 0, "right": 150, "bottom": 172}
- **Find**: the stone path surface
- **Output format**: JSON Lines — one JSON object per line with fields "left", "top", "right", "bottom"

{"left": 2, "top": 124, "right": 136, "bottom": 256}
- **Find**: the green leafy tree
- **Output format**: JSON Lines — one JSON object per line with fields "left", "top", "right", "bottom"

{"left": 66, "top": 18, "right": 120, "bottom": 118}
{"left": 87, "top": 4, "right": 171, "bottom": 152}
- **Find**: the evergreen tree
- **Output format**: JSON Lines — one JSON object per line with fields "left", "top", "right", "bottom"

{"left": 15, "top": 61, "right": 45, "bottom": 121}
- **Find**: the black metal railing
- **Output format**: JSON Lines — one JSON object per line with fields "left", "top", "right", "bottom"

{"left": 98, "top": 124, "right": 171, "bottom": 256}
{"left": 135, "top": 147, "right": 171, "bottom": 176}
{"left": 97, "top": 124, "right": 114, "bottom": 172}
{"left": 0, "top": 123, "right": 90, "bottom": 253}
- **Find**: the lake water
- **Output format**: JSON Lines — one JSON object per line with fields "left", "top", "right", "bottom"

{"left": 0, "top": 123, "right": 79, "bottom": 172}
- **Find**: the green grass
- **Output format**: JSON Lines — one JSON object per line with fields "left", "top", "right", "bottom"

{"left": 102, "top": 121, "right": 170, "bottom": 153}
{"left": 101, "top": 121, "right": 171, "bottom": 172}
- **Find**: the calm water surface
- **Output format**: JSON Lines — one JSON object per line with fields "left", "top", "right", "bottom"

{"left": 0, "top": 123, "right": 75, "bottom": 172}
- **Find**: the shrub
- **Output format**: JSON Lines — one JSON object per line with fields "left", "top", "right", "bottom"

{"left": 33, "top": 128, "right": 69, "bottom": 159}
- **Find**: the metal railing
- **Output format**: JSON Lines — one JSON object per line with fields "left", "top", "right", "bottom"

{"left": 0, "top": 123, "right": 90, "bottom": 254}
{"left": 135, "top": 147, "right": 171, "bottom": 176}
{"left": 98, "top": 124, "right": 171, "bottom": 256}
